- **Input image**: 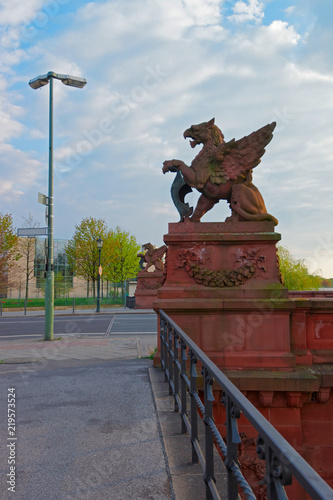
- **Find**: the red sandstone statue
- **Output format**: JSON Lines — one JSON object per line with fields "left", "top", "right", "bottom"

{"left": 163, "top": 118, "right": 278, "bottom": 225}
{"left": 137, "top": 243, "right": 167, "bottom": 272}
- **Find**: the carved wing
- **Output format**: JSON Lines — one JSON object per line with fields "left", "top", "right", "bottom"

{"left": 152, "top": 245, "right": 167, "bottom": 261}
{"left": 209, "top": 122, "right": 276, "bottom": 185}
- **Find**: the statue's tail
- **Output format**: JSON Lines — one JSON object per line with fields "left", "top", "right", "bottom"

{"left": 230, "top": 200, "right": 278, "bottom": 226}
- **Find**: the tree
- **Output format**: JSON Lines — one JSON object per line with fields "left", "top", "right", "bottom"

{"left": 0, "top": 213, "right": 21, "bottom": 297}
{"left": 277, "top": 246, "right": 322, "bottom": 291}
{"left": 66, "top": 219, "right": 141, "bottom": 300}
{"left": 65, "top": 217, "right": 108, "bottom": 298}
{"left": 321, "top": 278, "right": 333, "bottom": 288}
{"left": 103, "top": 226, "right": 141, "bottom": 298}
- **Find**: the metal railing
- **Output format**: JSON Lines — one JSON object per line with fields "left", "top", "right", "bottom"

{"left": 159, "top": 309, "right": 333, "bottom": 500}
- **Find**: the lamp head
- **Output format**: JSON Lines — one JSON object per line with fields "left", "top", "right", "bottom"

{"left": 29, "top": 74, "right": 50, "bottom": 89}
{"left": 29, "top": 71, "right": 87, "bottom": 90}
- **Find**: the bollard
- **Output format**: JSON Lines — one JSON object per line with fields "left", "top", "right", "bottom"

{"left": 24, "top": 298, "right": 27, "bottom": 315}
{"left": 73, "top": 297, "right": 75, "bottom": 314}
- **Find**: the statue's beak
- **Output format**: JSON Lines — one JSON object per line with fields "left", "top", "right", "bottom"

{"left": 183, "top": 128, "right": 191, "bottom": 139}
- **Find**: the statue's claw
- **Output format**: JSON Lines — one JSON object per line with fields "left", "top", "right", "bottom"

{"left": 162, "top": 160, "right": 170, "bottom": 174}
{"left": 163, "top": 160, "right": 178, "bottom": 174}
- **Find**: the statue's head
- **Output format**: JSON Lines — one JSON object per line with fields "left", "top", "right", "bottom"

{"left": 183, "top": 118, "right": 224, "bottom": 148}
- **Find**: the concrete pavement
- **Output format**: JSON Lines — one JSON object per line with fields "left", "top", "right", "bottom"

{"left": 0, "top": 311, "right": 226, "bottom": 499}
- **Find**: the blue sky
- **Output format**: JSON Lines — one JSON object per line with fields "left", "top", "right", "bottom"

{"left": 1, "top": 0, "right": 333, "bottom": 277}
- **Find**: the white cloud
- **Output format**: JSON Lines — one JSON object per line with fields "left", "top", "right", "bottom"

{"left": 0, "top": 96, "right": 24, "bottom": 141}
{"left": 1, "top": 0, "right": 333, "bottom": 276}
{"left": 285, "top": 6, "right": 296, "bottom": 16}
{"left": 0, "top": 0, "right": 47, "bottom": 26}
{"left": 0, "top": 143, "right": 43, "bottom": 186}
{"left": 228, "top": 0, "right": 264, "bottom": 23}
{"left": 0, "top": 179, "right": 24, "bottom": 201}
{"left": 264, "top": 20, "right": 301, "bottom": 46}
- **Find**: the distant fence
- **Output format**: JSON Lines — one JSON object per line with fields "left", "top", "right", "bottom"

{"left": 0, "top": 296, "right": 126, "bottom": 316}
{"left": 159, "top": 309, "right": 333, "bottom": 500}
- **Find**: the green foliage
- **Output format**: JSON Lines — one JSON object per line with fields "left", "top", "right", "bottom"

{"left": 103, "top": 226, "right": 141, "bottom": 284}
{"left": 65, "top": 218, "right": 140, "bottom": 298}
{"left": 65, "top": 217, "right": 108, "bottom": 297}
{"left": 0, "top": 214, "right": 19, "bottom": 253}
{"left": 277, "top": 246, "right": 322, "bottom": 291}
{"left": 0, "top": 213, "right": 21, "bottom": 295}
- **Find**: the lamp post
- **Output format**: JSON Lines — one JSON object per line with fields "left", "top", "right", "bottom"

{"left": 96, "top": 236, "right": 103, "bottom": 313}
{"left": 29, "top": 71, "right": 87, "bottom": 340}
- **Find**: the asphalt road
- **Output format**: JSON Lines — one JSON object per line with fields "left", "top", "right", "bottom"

{"left": 0, "top": 313, "right": 157, "bottom": 340}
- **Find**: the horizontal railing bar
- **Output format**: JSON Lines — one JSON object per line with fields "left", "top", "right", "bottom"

{"left": 206, "top": 476, "right": 221, "bottom": 500}
{"left": 206, "top": 417, "right": 227, "bottom": 455}
{"left": 229, "top": 462, "right": 256, "bottom": 500}
{"left": 181, "top": 372, "right": 191, "bottom": 389}
{"left": 175, "top": 393, "right": 181, "bottom": 410}
{"left": 193, "top": 437, "right": 205, "bottom": 469}
{"left": 191, "top": 390, "right": 205, "bottom": 415}
{"left": 206, "top": 411, "right": 256, "bottom": 498}
{"left": 182, "top": 412, "right": 191, "bottom": 434}
{"left": 160, "top": 310, "right": 333, "bottom": 500}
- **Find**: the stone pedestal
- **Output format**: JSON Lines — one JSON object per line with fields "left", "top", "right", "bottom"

{"left": 153, "top": 220, "right": 333, "bottom": 494}
{"left": 154, "top": 220, "right": 295, "bottom": 370}
{"left": 135, "top": 270, "right": 165, "bottom": 309}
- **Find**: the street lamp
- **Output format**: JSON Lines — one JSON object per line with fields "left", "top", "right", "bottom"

{"left": 96, "top": 236, "right": 103, "bottom": 313}
{"left": 29, "top": 71, "right": 87, "bottom": 340}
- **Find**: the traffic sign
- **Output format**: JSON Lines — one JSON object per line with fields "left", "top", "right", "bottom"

{"left": 17, "top": 227, "right": 48, "bottom": 237}
{"left": 98, "top": 266, "right": 103, "bottom": 276}
{"left": 38, "top": 192, "right": 48, "bottom": 205}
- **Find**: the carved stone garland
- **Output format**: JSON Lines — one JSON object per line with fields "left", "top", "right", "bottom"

{"left": 175, "top": 249, "right": 266, "bottom": 288}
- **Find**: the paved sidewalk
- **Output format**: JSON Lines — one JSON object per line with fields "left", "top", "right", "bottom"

{"left": 0, "top": 335, "right": 156, "bottom": 363}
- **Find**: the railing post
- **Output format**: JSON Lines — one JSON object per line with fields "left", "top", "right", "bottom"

{"left": 190, "top": 350, "right": 199, "bottom": 464}
{"left": 174, "top": 333, "right": 180, "bottom": 412}
{"left": 180, "top": 339, "right": 187, "bottom": 434}
{"left": 163, "top": 321, "right": 168, "bottom": 381}
{"left": 203, "top": 367, "right": 215, "bottom": 499}
{"left": 257, "top": 437, "right": 291, "bottom": 500}
{"left": 168, "top": 325, "right": 173, "bottom": 395}
{"left": 224, "top": 393, "right": 241, "bottom": 499}
{"left": 159, "top": 314, "right": 165, "bottom": 373}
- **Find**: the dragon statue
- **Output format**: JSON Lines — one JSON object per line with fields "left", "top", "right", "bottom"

{"left": 137, "top": 243, "right": 167, "bottom": 272}
{"left": 162, "top": 118, "right": 278, "bottom": 225}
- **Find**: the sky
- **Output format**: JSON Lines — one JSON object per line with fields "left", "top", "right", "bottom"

{"left": 1, "top": 0, "right": 333, "bottom": 277}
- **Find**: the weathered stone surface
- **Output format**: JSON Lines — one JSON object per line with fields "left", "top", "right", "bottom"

{"left": 163, "top": 118, "right": 278, "bottom": 224}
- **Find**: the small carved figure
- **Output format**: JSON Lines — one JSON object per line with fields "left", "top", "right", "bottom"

{"left": 137, "top": 243, "right": 167, "bottom": 272}
{"left": 163, "top": 118, "right": 278, "bottom": 224}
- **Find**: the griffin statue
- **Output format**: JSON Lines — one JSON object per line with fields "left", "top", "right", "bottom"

{"left": 162, "top": 118, "right": 278, "bottom": 225}
{"left": 137, "top": 243, "right": 167, "bottom": 272}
